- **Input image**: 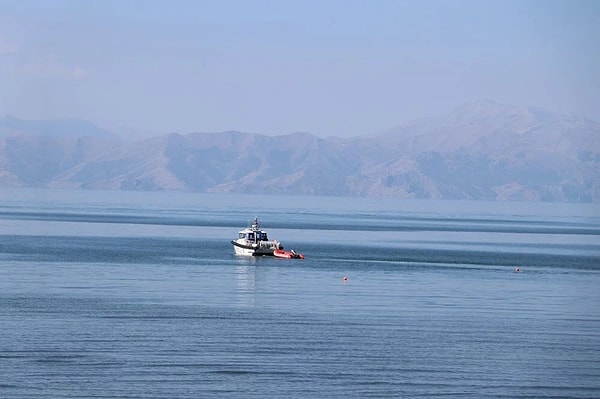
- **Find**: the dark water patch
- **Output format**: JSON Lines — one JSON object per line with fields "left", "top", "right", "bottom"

{"left": 0, "top": 353, "right": 28, "bottom": 359}
{"left": 0, "top": 234, "right": 226, "bottom": 265}
{"left": 34, "top": 354, "right": 86, "bottom": 364}
{"left": 302, "top": 242, "right": 600, "bottom": 271}
{"left": 410, "top": 240, "right": 600, "bottom": 254}
{"left": 0, "top": 384, "right": 19, "bottom": 388}
{"left": 0, "top": 209, "right": 203, "bottom": 226}
{"left": 2, "top": 208, "right": 599, "bottom": 235}
{"left": 208, "top": 369, "right": 294, "bottom": 376}
{"left": 8, "top": 234, "right": 597, "bottom": 272}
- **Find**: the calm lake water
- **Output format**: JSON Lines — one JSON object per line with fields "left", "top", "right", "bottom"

{"left": 1, "top": 188, "right": 599, "bottom": 398}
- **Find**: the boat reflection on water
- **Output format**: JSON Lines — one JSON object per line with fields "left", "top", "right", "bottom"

{"left": 235, "top": 263, "right": 257, "bottom": 307}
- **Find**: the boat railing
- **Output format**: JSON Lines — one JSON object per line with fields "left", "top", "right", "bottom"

{"left": 257, "top": 240, "right": 280, "bottom": 249}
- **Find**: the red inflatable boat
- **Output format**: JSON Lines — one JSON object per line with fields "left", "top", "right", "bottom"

{"left": 273, "top": 249, "right": 304, "bottom": 259}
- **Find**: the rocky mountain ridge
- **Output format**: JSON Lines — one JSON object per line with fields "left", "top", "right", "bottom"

{"left": 1, "top": 100, "right": 598, "bottom": 202}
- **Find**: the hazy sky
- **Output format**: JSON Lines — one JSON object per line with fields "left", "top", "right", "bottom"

{"left": 0, "top": 0, "right": 598, "bottom": 138}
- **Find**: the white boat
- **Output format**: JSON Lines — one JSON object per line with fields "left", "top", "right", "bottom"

{"left": 231, "top": 217, "right": 282, "bottom": 256}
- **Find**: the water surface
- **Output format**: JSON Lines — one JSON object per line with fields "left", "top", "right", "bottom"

{"left": 1, "top": 189, "right": 599, "bottom": 398}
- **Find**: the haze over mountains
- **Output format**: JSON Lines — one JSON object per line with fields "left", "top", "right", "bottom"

{"left": 1, "top": 100, "right": 598, "bottom": 202}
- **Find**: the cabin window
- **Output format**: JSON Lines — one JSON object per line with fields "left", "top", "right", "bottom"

{"left": 248, "top": 233, "right": 255, "bottom": 240}
{"left": 239, "top": 233, "right": 246, "bottom": 239}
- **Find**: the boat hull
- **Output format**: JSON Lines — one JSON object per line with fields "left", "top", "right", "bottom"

{"left": 231, "top": 240, "right": 278, "bottom": 256}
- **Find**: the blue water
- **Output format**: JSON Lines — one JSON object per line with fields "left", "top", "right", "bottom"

{"left": 1, "top": 188, "right": 599, "bottom": 398}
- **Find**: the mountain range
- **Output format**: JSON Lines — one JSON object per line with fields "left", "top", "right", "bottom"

{"left": 1, "top": 100, "right": 598, "bottom": 202}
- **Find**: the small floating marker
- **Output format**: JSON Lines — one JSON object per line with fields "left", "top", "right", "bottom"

{"left": 515, "top": 267, "right": 520, "bottom": 273}
{"left": 343, "top": 276, "right": 348, "bottom": 282}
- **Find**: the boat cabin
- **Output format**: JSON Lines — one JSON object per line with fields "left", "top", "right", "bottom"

{"left": 239, "top": 231, "right": 269, "bottom": 241}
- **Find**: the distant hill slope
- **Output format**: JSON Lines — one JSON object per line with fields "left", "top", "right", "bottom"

{"left": 0, "top": 101, "right": 598, "bottom": 202}
{"left": 343, "top": 100, "right": 600, "bottom": 201}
